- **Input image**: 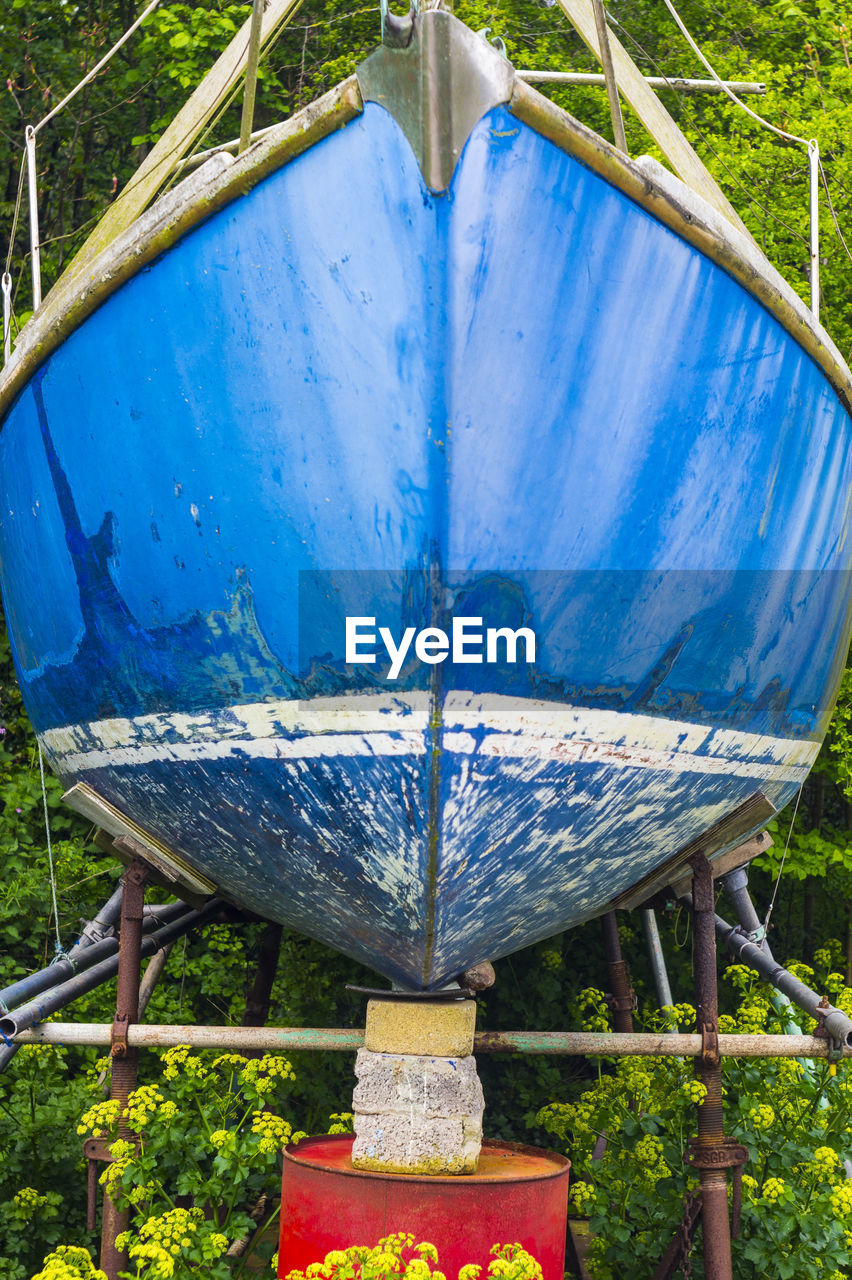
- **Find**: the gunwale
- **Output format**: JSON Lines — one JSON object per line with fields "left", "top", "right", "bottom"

{"left": 1, "top": 59, "right": 851, "bottom": 421}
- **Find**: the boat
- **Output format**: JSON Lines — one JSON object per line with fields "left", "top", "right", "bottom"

{"left": 0, "top": 4, "right": 851, "bottom": 989}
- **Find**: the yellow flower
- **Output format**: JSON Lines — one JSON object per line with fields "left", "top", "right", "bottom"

{"left": 371, "top": 1251, "right": 402, "bottom": 1271}
{"left": 251, "top": 1110, "right": 293, "bottom": 1154}
{"left": 749, "top": 1104, "right": 775, "bottom": 1130}
{"left": 404, "top": 1260, "right": 432, "bottom": 1279}
{"left": 569, "top": 1181, "right": 594, "bottom": 1211}
{"left": 161, "top": 1045, "right": 191, "bottom": 1080}
{"left": 77, "top": 1099, "right": 121, "bottom": 1140}
{"left": 30, "top": 1246, "right": 108, "bottom": 1280}
{"left": 761, "top": 1177, "right": 786, "bottom": 1203}
{"left": 635, "top": 1135, "right": 664, "bottom": 1166}
{"left": 813, "top": 1146, "right": 840, "bottom": 1178}
{"left": 212, "top": 1052, "right": 249, "bottom": 1070}
{"left": 831, "top": 1182, "right": 852, "bottom": 1217}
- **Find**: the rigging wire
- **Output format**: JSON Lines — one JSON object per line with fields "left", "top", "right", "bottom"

{"left": 657, "top": 0, "right": 852, "bottom": 312}
{"left": 762, "top": 784, "right": 804, "bottom": 941}
{"left": 84, "top": 4, "right": 300, "bottom": 215}
{"left": 2, "top": 0, "right": 164, "bottom": 331}
{"left": 608, "top": 15, "right": 810, "bottom": 246}
{"left": 818, "top": 156, "right": 852, "bottom": 265}
{"left": 615, "top": 4, "right": 852, "bottom": 304}
{"left": 3, "top": 152, "right": 26, "bottom": 279}
{"left": 658, "top": 0, "right": 807, "bottom": 145}
{"left": 1, "top": 0, "right": 296, "bottom": 349}
{"left": 34, "top": 0, "right": 163, "bottom": 135}
{"left": 2, "top": 152, "right": 26, "bottom": 361}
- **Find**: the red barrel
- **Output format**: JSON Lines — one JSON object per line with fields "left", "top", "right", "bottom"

{"left": 278, "top": 1135, "right": 570, "bottom": 1280}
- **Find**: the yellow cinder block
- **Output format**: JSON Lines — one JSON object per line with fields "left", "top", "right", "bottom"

{"left": 364, "top": 998, "right": 476, "bottom": 1057}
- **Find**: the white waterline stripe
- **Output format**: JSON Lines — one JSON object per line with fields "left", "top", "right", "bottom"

{"left": 41, "top": 717, "right": 817, "bottom": 786}
{"left": 441, "top": 731, "right": 813, "bottom": 782}
{"left": 42, "top": 692, "right": 818, "bottom": 764}
{"left": 41, "top": 693, "right": 431, "bottom": 756}
{"left": 46, "top": 731, "right": 428, "bottom": 774}
{"left": 444, "top": 693, "right": 820, "bottom": 768}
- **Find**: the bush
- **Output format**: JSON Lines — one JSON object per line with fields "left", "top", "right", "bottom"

{"left": 537, "top": 955, "right": 852, "bottom": 1280}
{"left": 73, "top": 1047, "right": 306, "bottom": 1277}
{"left": 281, "top": 1235, "right": 543, "bottom": 1280}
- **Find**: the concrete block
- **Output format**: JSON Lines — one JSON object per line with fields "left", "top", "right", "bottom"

{"left": 365, "top": 998, "right": 476, "bottom": 1057}
{"left": 351, "top": 1048, "right": 484, "bottom": 1175}
{"left": 352, "top": 1049, "right": 484, "bottom": 1117}
{"left": 352, "top": 1112, "right": 481, "bottom": 1174}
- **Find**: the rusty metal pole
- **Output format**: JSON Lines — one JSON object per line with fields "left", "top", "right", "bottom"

{"left": 601, "top": 910, "right": 635, "bottom": 1032}
{"left": 690, "top": 851, "right": 733, "bottom": 1280}
{"left": 242, "top": 922, "right": 283, "bottom": 1028}
{"left": 100, "top": 859, "right": 147, "bottom": 1278}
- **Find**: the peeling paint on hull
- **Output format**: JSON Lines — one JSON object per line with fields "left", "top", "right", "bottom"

{"left": 1, "top": 101, "right": 852, "bottom": 986}
{"left": 39, "top": 693, "right": 819, "bottom": 986}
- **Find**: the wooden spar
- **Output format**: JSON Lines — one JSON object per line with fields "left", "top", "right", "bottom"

{"left": 62, "top": 0, "right": 303, "bottom": 284}
{"left": 60, "top": 0, "right": 750, "bottom": 281}
{"left": 238, "top": 0, "right": 266, "bottom": 154}
{"left": 182, "top": 76, "right": 767, "bottom": 175}
{"left": 590, "top": 0, "right": 627, "bottom": 153}
{"left": 551, "top": 0, "right": 750, "bottom": 236}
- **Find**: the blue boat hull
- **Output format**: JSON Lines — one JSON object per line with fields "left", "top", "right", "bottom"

{"left": 1, "top": 86, "right": 851, "bottom": 986}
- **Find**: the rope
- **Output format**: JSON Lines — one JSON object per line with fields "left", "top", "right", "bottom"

{"left": 4, "top": 151, "right": 26, "bottom": 277}
{"left": 762, "top": 784, "right": 804, "bottom": 940}
{"left": 38, "top": 744, "right": 65, "bottom": 959}
{"left": 2, "top": 0, "right": 162, "bottom": 332}
{"left": 659, "top": 0, "right": 807, "bottom": 145}
{"left": 818, "top": 157, "right": 852, "bottom": 265}
{"left": 34, "top": 0, "right": 163, "bottom": 135}
{"left": 608, "top": 15, "right": 811, "bottom": 247}
{"left": 655, "top": 0, "right": 850, "bottom": 317}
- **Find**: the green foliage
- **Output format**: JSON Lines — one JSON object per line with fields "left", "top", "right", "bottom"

{"left": 829, "top": 666, "right": 852, "bottom": 798}
{"left": 30, "top": 1247, "right": 106, "bottom": 1280}
{"left": 75, "top": 1046, "right": 307, "bottom": 1276}
{"left": 2, "top": 0, "right": 852, "bottom": 340}
{"left": 0, "top": 618, "right": 112, "bottom": 989}
{"left": 0, "top": 1045, "right": 101, "bottom": 1276}
{"left": 2, "top": 2, "right": 852, "bottom": 1273}
{"left": 538, "top": 960, "right": 852, "bottom": 1280}
{"left": 281, "top": 1234, "right": 543, "bottom": 1280}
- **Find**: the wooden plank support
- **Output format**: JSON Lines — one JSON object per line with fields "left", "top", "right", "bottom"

{"left": 551, "top": 0, "right": 749, "bottom": 235}
{"left": 64, "top": 0, "right": 303, "bottom": 282}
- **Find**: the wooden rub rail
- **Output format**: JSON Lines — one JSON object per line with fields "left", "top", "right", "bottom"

{"left": 12, "top": 1024, "right": 852, "bottom": 1058}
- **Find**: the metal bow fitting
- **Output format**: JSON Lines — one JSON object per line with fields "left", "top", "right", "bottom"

{"left": 380, "top": 0, "right": 418, "bottom": 47}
